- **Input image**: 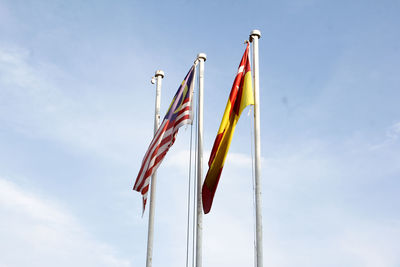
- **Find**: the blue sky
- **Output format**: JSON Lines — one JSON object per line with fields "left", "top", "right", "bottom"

{"left": 1, "top": 0, "right": 399, "bottom": 266}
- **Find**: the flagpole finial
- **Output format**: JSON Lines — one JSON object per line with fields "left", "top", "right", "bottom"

{"left": 197, "top": 53, "right": 207, "bottom": 62}
{"left": 155, "top": 70, "right": 164, "bottom": 78}
{"left": 250, "top": 29, "right": 261, "bottom": 41}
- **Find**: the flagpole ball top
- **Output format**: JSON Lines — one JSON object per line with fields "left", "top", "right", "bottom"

{"left": 250, "top": 29, "right": 261, "bottom": 40}
{"left": 155, "top": 70, "right": 164, "bottom": 78}
{"left": 197, "top": 53, "right": 207, "bottom": 62}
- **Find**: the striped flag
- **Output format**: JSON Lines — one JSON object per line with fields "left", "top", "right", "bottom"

{"left": 134, "top": 65, "right": 196, "bottom": 212}
{"left": 202, "top": 44, "right": 254, "bottom": 214}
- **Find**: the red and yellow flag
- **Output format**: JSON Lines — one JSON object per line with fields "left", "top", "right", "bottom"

{"left": 202, "top": 43, "right": 254, "bottom": 214}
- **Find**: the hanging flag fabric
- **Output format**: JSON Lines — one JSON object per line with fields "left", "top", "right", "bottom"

{"left": 134, "top": 65, "right": 196, "bottom": 212}
{"left": 202, "top": 44, "right": 254, "bottom": 214}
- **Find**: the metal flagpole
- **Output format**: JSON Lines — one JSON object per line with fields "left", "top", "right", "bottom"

{"left": 250, "top": 30, "right": 263, "bottom": 267}
{"left": 196, "top": 53, "right": 206, "bottom": 267}
{"left": 146, "top": 70, "right": 164, "bottom": 267}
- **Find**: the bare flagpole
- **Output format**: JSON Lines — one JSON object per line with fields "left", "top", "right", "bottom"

{"left": 250, "top": 30, "right": 263, "bottom": 267}
{"left": 196, "top": 53, "right": 206, "bottom": 267}
{"left": 146, "top": 70, "right": 164, "bottom": 267}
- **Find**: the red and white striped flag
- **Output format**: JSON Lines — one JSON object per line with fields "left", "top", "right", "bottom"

{"left": 134, "top": 65, "right": 196, "bottom": 213}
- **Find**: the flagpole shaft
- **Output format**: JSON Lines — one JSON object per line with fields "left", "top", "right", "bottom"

{"left": 196, "top": 53, "right": 206, "bottom": 267}
{"left": 250, "top": 30, "right": 263, "bottom": 267}
{"left": 146, "top": 70, "right": 164, "bottom": 267}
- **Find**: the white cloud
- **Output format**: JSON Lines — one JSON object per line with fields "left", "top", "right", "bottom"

{"left": 121, "top": 125, "right": 400, "bottom": 267}
{"left": 152, "top": 146, "right": 257, "bottom": 266}
{"left": 0, "top": 177, "right": 131, "bottom": 267}
{"left": 340, "top": 220, "right": 400, "bottom": 267}
{"left": 164, "top": 148, "right": 257, "bottom": 173}
{"left": 0, "top": 45, "right": 143, "bottom": 163}
{"left": 369, "top": 121, "right": 400, "bottom": 150}
{"left": 164, "top": 148, "right": 195, "bottom": 171}
{"left": 386, "top": 122, "right": 400, "bottom": 141}
{"left": 203, "top": 212, "right": 254, "bottom": 267}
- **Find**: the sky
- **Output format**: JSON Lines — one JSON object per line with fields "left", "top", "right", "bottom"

{"left": 0, "top": 0, "right": 399, "bottom": 266}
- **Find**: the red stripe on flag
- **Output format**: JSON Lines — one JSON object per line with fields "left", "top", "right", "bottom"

{"left": 202, "top": 168, "right": 223, "bottom": 214}
{"left": 208, "top": 131, "right": 224, "bottom": 166}
{"left": 133, "top": 65, "right": 195, "bottom": 213}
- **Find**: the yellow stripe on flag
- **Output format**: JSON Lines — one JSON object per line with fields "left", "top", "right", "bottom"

{"left": 202, "top": 44, "right": 254, "bottom": 214}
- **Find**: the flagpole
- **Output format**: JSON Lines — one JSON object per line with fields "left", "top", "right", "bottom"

{"left": 146, "top": 70, "right": 164, "bottom": 267}
{"left": 196, "top": 53, "right": 206, "bottom": 267}
{"left": 250, "top": 30, "right": 263, "bottom": 267}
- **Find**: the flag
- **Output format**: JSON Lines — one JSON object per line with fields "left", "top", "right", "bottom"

{"left": 134, "top": 65, "right": 196, "bottom": 212}
{"left": 202, "top": 44, "right": 254, "bottom": 214}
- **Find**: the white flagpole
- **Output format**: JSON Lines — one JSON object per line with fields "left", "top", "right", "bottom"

{"left": 146, "top": 70, "right": 164, "bottom": 267}
{"left": 250, "top": 30, "right": 263, "bottom": 267}
{"left": 196, "top": 53, "right": 206, "bottom": 267}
